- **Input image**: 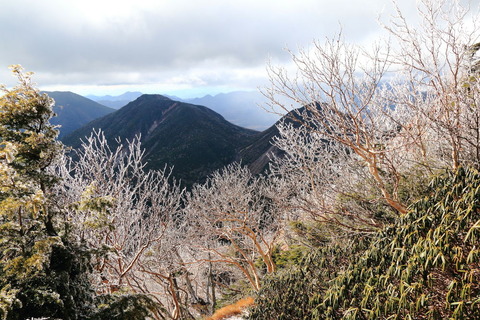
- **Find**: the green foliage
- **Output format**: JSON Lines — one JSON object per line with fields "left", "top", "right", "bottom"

{"left": 0, "top": 66, "right": 97, "bottom": 319}
{"left": 92, "top": 294, "right": 158, "bottom": 320}
{"left": 255, "top": 244, "right": 308, "bottom": 274}
{"left": 0, "top": 66, "right": 154, "bottom": 319}
{"left": 249, "top": 167, "right": 480, "bottom": 319}
{"left": 289, "top": 220, "right": 341, "bottom": 248}
{"left": 215, "top": 278, "right": 255, "bottom": 311}
{"left": 1, "top": 241, "right": 96, "bottom": 320}
{"left": 333, "top": 173, "right": 398, "bottom": 232}
{"left": 249, "top": 239, "right": 365, "bottom": 320}
{"left": 396, "top": 164, "right": 434, "bottom": 206}
{"left": 0, "top": 67, "right": 62, "bottom": 188}
{"left": 271, "top": 245, "right": 308, "bottom": 269}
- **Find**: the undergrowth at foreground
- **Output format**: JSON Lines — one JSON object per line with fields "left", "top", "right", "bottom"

{"left": 249, "top": 167, "right": 480, "bottom": 320}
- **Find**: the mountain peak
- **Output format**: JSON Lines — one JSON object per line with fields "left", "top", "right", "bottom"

{"left": 63, "top": 96, "right": 258, "bottom": 186}
{"left": 135, "top": 94, "right": 172, "bottom": 102}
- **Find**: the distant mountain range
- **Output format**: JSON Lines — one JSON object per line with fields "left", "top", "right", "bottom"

{"left": 45, "top": 91, "right": 115, "bottom": 138}
{"left": 181, "top": 91, "right": 281, "bottom": 130}
{"left": 87, "top": 91, "right": 281, "bottom": 130}
{"left": 85, "top": 91, "right": 143, "bottom": 109}
{"left": 63, "top": 94, "right": 260, "bottom": 186}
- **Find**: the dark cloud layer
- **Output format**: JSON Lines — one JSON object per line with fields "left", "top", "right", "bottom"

{"left": 0, "top": 0, "right": 397, "bottom": 95}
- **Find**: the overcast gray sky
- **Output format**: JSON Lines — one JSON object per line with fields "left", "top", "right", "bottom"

{"left": 0, "top": 0, "right": 453, "bottom": 98}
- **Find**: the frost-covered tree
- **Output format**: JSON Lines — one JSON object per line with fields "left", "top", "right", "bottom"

{"left": 0, "top": 67, "right": 160, "bottom": 320}
{"left": 269, "top": 120, "right": 388, "bottom": 233}
{"left": 263, "top": 0, "right": 480, "bottom": 225}
{"left": 264, "top": 33, "right": 410, "bottom": 215}
{"left": 184, "top": 163, "right": 283, "bottom": 292}
{"left": 383, "top": 0, "right": 480, "bottom": 170}
{"left": 248, "top": 0, "right": 480, "bottom": 318}
{"left": 54, "top": 130, "right": 186, "bottom": 319}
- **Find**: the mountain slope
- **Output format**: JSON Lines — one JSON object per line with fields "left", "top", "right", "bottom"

{"left": 46, "top": 91, "right": 115, "bottom": 138}
{"left": 84, "top": 90, "right": 283, "bottom": 129}
{"left": 237, "top": 108, "right": 310, "bottom": 174}
{"left": 237, "top": 123, "right": 281, "bottom": 174}
{"left": 63, "top": 94, "right": 259, "bottom": 185}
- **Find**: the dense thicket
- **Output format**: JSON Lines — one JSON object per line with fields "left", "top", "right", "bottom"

{"left": 0, "top": 67, "right": 155, "bottom": 319}
{"left": 0, "top": 66, "right": 95, "bottom": 319}
{"left": 249, "top": 167, "right": 480, "bottom": 319}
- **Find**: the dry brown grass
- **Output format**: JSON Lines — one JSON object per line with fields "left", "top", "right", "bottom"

{"left": 205, "top": 297, "right": 254, "bottom": 320}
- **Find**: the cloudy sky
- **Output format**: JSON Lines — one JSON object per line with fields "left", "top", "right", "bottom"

{"left": 0, "top": 0, "right": 458, "bottom": 98}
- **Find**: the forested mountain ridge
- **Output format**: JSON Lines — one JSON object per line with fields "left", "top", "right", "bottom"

{"left": 237, "top": 106, "right": 322, "bottom": 174}
{"left": 86, "top": 90, "right": 282, "bottom": 129}
{"left": 63, "top": 94, "right": 259, "bottom": 186}
{"left": 45, "top": 91, "right": 115, "bottom": 138}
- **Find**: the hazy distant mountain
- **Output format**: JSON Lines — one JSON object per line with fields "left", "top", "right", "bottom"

{"left": 45, "top": 91, "right": 115, "bottom": 138}
{"left": 63, "top": 94, "right": 259, "bottom": 186}
{"left": 86, "top": 91, "right": 143, "bottom": 109}
{"left": 182, "top": 91, "right": 281, "bottom": 130}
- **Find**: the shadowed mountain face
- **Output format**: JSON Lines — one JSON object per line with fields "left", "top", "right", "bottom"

{"left": 236, "top": 108, "right": 310, "bottom": 174}
{"left": 46, "top": 91, "right": 115, "bottom": 138}
{"left": 63, "top": 94, "right": 259, "bottom": 186}
{"left": 236, "top": 123, "right": 282, "bottom": 174}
